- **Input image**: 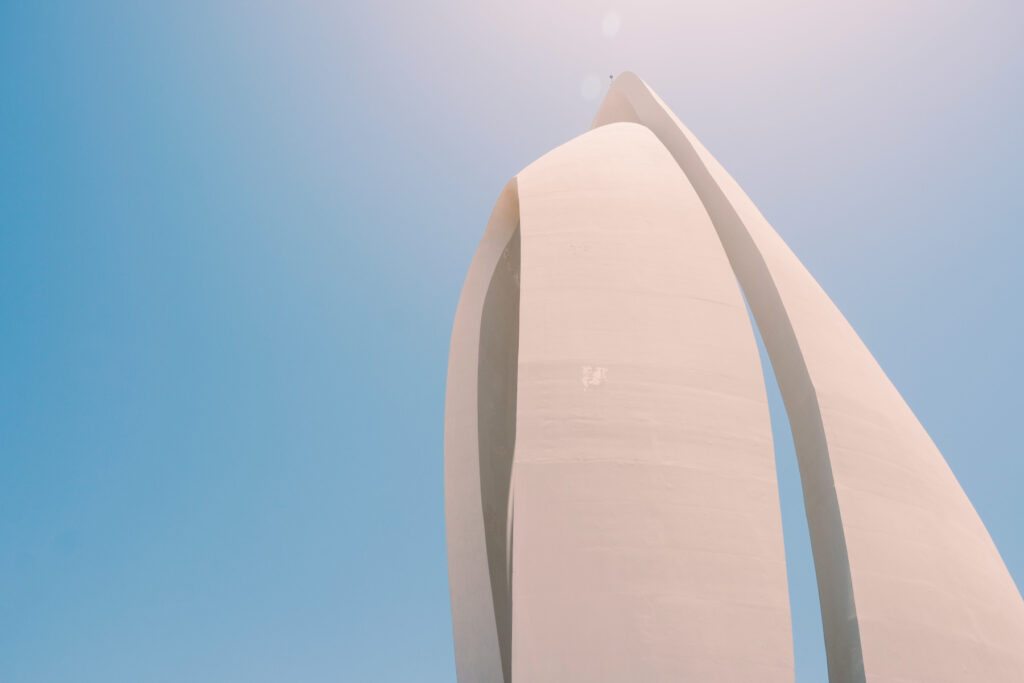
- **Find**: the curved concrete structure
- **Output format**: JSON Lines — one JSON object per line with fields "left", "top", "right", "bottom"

{"left": 445, "top": 73, "right": 1024, "bottom": 682}
{"left": 446, "top": 123, "right": 793, "bottom": 681}
{"left": 592, "top": 73, "right": 1024, "bottom": 682}
{"left": 445, "top": 180, "right": 519, "bottom": 683}
{"left": 511, "top": 123, "right": 793, "bottom": 682}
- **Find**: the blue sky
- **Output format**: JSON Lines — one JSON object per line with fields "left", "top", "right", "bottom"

{"left": 2, "top": 2, "right": 1022, "bottom": 681}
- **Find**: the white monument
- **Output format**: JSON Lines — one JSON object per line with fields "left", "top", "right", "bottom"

{"left": 445, "top": 73, "right": 1024, "bottom": 682}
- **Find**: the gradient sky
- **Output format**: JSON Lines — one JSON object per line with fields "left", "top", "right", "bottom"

{"left": 2, "top": 2, "right": 1023, "bottom": 681}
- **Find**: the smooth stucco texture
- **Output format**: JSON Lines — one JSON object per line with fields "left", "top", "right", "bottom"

{"left": 591, "top": 73, "right": 1024, "bottom": 682}
{"left": 511, "top": 123, "right": 792, "bottom": 681}
{"left": 446, "top": 122, "right": 793, "bottom": 681}
{"left": 445, "top": 74, "right": 1024, "bottom": 682}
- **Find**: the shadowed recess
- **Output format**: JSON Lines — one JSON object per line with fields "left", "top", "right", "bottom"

{"left": 477, "top": 226, "right": 520, "bottom": 683}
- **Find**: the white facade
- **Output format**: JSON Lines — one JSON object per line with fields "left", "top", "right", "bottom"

{"left": 445, "top": 73, "right": 1024, "bottom": 682}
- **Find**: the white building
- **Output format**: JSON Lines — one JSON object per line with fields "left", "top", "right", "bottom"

{"left": 444, "top": 73, "right": 1024, "bottom": 682}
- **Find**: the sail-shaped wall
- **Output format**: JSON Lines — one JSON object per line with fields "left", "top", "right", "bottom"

{"left": 445, "top": 73, "right": 1024, "bottom": 682}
